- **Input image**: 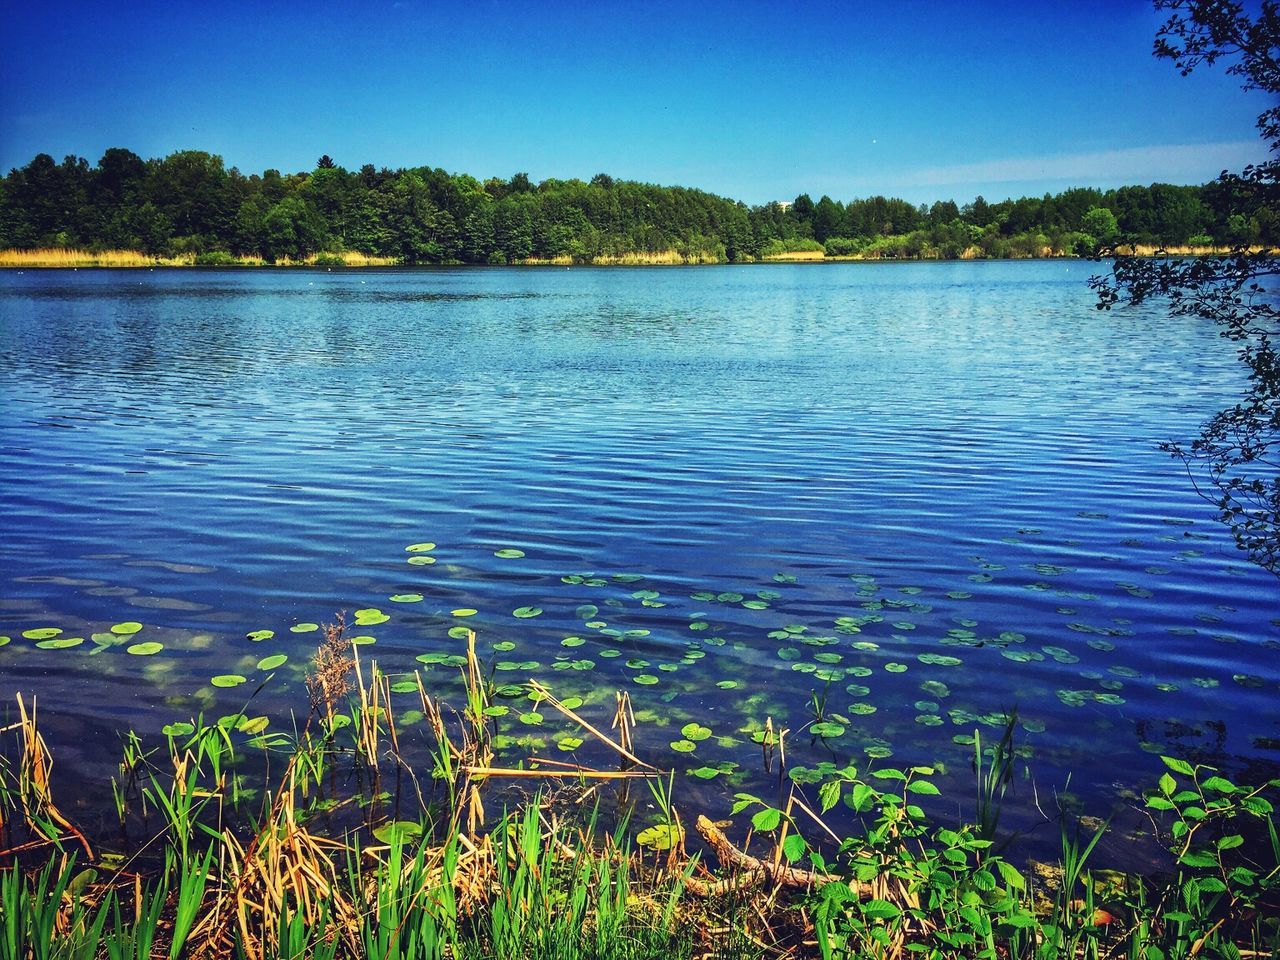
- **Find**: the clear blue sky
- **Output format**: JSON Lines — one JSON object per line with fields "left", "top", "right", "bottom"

{"left": 1, "top": 0, "right": 1270, "bottom": 205}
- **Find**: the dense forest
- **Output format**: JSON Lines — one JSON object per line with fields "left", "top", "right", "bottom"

{"left": 1, "top": 148, "right": 1275, "bottom": 264}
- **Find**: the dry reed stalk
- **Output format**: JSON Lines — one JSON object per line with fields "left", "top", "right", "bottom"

{"left": 11, "top": 694, "right": 93, "bottom": 859}
{"left": 306, "top": 615, "right": 354, "bottom": 728}
{"left": 216, "top": 761, "right": 360, "bottom": 960}
{"left": 528, "top": 680, "right": 656, "bottom": 771}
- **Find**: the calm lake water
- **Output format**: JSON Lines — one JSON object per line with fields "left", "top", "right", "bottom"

{"left": 1, "top": 262, "right": 1276, "bottom": 849}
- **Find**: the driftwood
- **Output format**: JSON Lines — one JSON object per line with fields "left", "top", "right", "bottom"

{"left": 684, "top": 815, "right": 870, "bottom": 899}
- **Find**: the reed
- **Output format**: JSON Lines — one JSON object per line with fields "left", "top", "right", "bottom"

{"left": 0, "top": 248, "right": 194, "bottom": 268}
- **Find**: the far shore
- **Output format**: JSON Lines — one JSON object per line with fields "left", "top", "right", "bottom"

{"left": 0, "top": 244, "right": 1262, "bottom": 269}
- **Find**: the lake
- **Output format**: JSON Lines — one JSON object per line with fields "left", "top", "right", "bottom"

{"left": 1, "top": 262, "right": 1276, "bottom": 851}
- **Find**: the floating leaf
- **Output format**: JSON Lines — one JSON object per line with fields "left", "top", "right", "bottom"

{"left": 126, "top": 641, "right": 163, "bottom": 656}
{"left": 405, "top": 543, "right": 436, "bottom": 553}
{"left": 407, "top": 555, "right": 436, "bottom": 565}
{"left": 111, "top": 622, "right": 143, "bottom": 636}
{"left": 670, "top": 739, "right": 697, "bottom": 752}
{"left": 636, "top": 823, "right": 683, "bottom": 850}
{"left": 37, "top": 637, "right": 84, "bottom": 649}
{"left": 389, "top": 594, "right": 423, "bottom": 603}
{"left": 23, "top": 628, "right": 62, "bottom": 640}
{"left": 162, "top": 721, "right": 195, "bottom": 737}
{"left": 211, "top": 674, "right": 247, "bottom": 688}
{"left": 451, "top": 608, "right": 478, "bottom": 618}
{"left": 246, "top": 629, "right": 274, "bottom": 642}
{"left": 257, "top": 654, "right": 288, "bottom": 670}
{"left": 681, "top": 723, "right": 712, "bottom": 742}
{"left": 354, "top": 609, "right": 389, "bottom": 626}
{"left": 494, "top": 548, "right": 526, "bottom": 559}
{"left": 512, "top": 606, "right": 543, "bottom": 619}
{"left": 373, "top": 821, "right": 424, "bottom": 844}
{"left": 290, "top": 623, "right": 320, "bottom": 633}
{"left": 811, "top": 721, "right": 847, "bottom": 738}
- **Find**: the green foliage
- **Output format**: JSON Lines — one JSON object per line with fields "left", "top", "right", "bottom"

{"left": 2, "top": 147, "right": 1268, "bottom": 264}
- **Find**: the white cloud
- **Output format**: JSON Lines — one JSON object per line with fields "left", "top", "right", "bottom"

{"left": 894, "top": 140, "right": 1266, "bottom": 189}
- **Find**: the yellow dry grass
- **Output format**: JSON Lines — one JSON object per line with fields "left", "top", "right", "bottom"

{"left": 0, "top": 248, "right": 399, "bottom": 268}
{"left": 0, "top": 248, "right": 195, "bottom": 267}
{"left": 519, "top": 249, "right": 721, "bottom": 266}
{"left": 760, "top": 250, "right": 826, "bottom": 261}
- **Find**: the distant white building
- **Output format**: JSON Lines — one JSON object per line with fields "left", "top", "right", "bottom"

{"left": 772, "top": 200, "right": 793, "bottom": 212}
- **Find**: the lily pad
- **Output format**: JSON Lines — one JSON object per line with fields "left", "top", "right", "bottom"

{"left": 405, "top": 543, "right": 436, "bottom": 553}
{"left": 111, "top": 622, "right": 143, "bottom": 636}
{"left": 257, "top": 654, "right": 288, "bottom": 670}
{"left": 37, "top": 637, "right": 84, "bottom": 649}
{"left": 290, "top": 622, "right": 320, "bottom": 633}
{"left": 246, "top": 629, "right": 274, "bottom": 641}
{"left": 23, "top": 628, "right": 62, "bottom": 640}
{"left": 126, "top": 641, "right": 164, "bottom": 656}
{"left": 512, "top": 606, "right": 543, "bottom": 619}
{"left": 495, "top": 549, "right": 526, "bottom": 559}
{"left": 636, "top": 823, "right": 683, "bottom": 851}
{"left": 451, "top": 608, "right": 478, "bottom": 617}
{"left": 389, "top": 594, "right": 423, "bottom": 603}
{"left": 373, "top": 820, "right": 424, "bottom": 844}
{"left": 211, "top": 674, "right": 247, "bottom": 688}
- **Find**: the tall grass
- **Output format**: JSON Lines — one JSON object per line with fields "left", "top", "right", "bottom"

{"left": 0, "top": 248, "right": 398, "bottom": 268}
{"left": 0, "top": 249, "right": 195, "bottom": 268}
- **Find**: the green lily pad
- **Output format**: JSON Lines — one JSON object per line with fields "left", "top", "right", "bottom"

{"left": 162, "top": 721, "right": 195, "bottom": 737}
{"left": 407, "top": 555, "right": 436, "bottom": 565}
{"left": 246, "top": 629, "right": 274, "bottom": 641}
{"left": 681, "top": 723, "right": 712, "bottom": 741}
{"left": 405, "top": 543, "right": 436, "bottom": 553}
{"left": 373, "top": 820, "right": 424, "bottom": 844}
{"left": 389, "top": 594, "right": 423, "bottom": 603}
{"left": 451, "top": 608, "right": 478, "bottom": 617}
{"left": 110, "top": 622, "right": 143, "bottom": 636}
{"left": 495, "top": 548, "right": 526, "bottom": 559}
{"left": 512, "top": 606, "right": 543, "bottom": 619}
{"left": 126, "top": 641, "right": 163, "bottom": 656}
{"left": 290, "top": 623, "right": 319, "bottom": 633}
{"left": 211, "top": 674, "right": 247, "bottom": 688}
{"left": 354, "top": 609, "right": 389, "bottom": 626}
{"left": 257, "top": 654, "right": 288, "bottom": 670}
{"left": 637, "top": 823, "right": 682, "bottom": 850}
{"left": 37, "top": 637, "right": 84, "bottom": 649}
{"left": 23, "top": 628, "right": 62, "bottom": 640}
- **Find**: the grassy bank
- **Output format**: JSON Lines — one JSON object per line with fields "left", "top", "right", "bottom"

{"left": 0, "top": 249, "right": 397, "bottom": 268}
{"left": 2, "top": 245, "right": 1262, "bottom": 269}
{"left": 0, "top": 621, "right": 1275, "bottom": 959}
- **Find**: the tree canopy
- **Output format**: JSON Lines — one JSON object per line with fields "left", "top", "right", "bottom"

{"left": 2, "top": 148, "right": 1273, "bottom": 264}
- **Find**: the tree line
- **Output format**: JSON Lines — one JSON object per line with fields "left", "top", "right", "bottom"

{"left": 1, "top": 148, "right": 1274, "bottom": 263}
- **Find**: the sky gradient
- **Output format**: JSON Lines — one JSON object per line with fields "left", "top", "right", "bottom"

{"left": 1, "top": 0, "right": 1271, "bottom": 205}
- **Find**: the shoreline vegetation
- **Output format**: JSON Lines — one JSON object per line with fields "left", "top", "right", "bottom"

{"left": 0, "top": 242, "right": 1259, "bottom": 269}
{"left": 1, "top": 622, "right": 1277, "bottom": 957}
{"left": 2, "top": 147, "right": 1275, "bottom": 269}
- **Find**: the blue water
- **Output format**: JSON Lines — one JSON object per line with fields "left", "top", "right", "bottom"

{"left": 1, "top": 262, "right": 1276, "bottom": 844}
